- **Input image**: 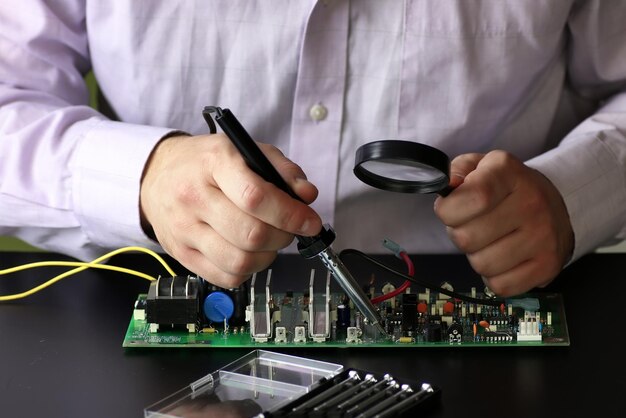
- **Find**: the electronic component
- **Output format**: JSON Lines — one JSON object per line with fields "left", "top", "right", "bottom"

{"left": 401, "top": 293, "right": 418, "bottom": 333}
{"left": 275, "top": 326, "right": 287, "bottom": 343}
{"left": 246, "top": 270, "right": 273, "bottom": 343}
{"left": 308, "top": 270, "right": 331, "bottom": 343}
{"left": 133, "top": 297, "right": 147, "bottom": 321}
{"left": 227, "top": 282, "right": 249, "bottom": 326}
{"left": 145, "top": 275, "right": 201, "bottom": 333}
{"left": 203, "top": 291, "right": 234, "bottom": 324}
{"left": 336, "top": 299, "right": 351, "bottom": 329}
{"left": 346, "top": 327, "right": 362, "bottom": 344}
{"left": 517, "top": 310, "right": 542, "bottom": 342}
{"left": 294, "top": 326, "right": 307, "bottom": 343}
{"left": 447, "top": 323, "right": 463, "bottom": 344}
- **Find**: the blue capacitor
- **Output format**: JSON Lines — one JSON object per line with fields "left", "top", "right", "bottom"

{"left": 203, "top": 291, "right": 235, "bottom": 323}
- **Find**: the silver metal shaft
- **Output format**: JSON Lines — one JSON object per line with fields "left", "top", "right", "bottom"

{"left": 317, "top": 247, "right": 387, "bottom": 336}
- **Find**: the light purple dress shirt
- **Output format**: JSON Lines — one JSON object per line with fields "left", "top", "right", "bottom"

{"left": 1, "top": 0, "right": 625, "bottom": 263}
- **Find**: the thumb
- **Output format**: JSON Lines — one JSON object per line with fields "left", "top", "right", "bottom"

{"left": 448, "top": 153, "right": 485, "bottom": 188}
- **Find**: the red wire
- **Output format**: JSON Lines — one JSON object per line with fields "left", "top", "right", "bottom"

{"left": 371, "top": 251, "right": 413, "bottom": 304}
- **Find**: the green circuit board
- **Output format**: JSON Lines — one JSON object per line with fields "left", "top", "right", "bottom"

{"left": 123, "top": 287, "right": 569, "bottom": 348}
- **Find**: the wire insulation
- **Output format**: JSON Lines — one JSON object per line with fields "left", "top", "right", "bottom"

{"left": 0, "top": 246, "right": 176, "bottom": 301}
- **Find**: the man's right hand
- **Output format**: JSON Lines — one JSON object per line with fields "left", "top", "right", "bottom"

{"left": 139, "top": 133, "right": 322, "bottom": 289}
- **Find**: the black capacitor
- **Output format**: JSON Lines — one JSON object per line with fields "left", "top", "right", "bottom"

{"left": 401, "top": 293, "right": 418, "bottom": 332}
{"left": 227, "top": 282, "right": 249, "bottom": 327}
{"left": 337, "top": 303, "right": 351, "bottom": 329}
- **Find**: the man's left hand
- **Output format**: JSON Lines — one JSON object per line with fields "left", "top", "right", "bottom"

{"left": 434, "top": 150, "right": 574, "bottom": 297}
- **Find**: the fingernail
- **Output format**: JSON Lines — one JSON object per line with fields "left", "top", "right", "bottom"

{"left": 298, "top": 218, "right": 311, "bottom": 235}
{"left": 294, "top": 176, "right": 312, "bottom": 187}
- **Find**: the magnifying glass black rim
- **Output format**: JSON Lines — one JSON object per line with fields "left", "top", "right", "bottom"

{"left": 354, "top": 140, "right": 450, "bottom": 194}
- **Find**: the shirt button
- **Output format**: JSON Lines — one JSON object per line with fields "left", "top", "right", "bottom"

{"left": 309, "top": 103, "right": 328, "bottom": 122}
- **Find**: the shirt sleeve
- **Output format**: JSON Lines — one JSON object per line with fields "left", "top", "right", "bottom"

{"left": 525, "top": 0, "right": 626, "bottom": 261}
{"left": 0, "top": 1, "right": 175, "bottom": 260}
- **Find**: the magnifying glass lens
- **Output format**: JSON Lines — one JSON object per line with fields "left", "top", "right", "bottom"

{"left": 360, "top": 160, "right": 447, "bottom": 183}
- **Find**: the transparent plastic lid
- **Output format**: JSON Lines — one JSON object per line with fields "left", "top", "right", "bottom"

{"left": 145, "top": 350, "right": 343, "bottom": 418}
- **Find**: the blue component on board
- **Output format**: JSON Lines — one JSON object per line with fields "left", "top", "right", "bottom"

{"left": 203, "top": 291, "right": 235, "bottom": 323}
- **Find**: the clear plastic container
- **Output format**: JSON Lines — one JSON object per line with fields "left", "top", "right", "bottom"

{"left": 145, "top": 350, "right": 343, "bottom": 417}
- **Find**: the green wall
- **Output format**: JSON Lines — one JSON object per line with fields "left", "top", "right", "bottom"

{"left": 0, "top": 237, "right": 40, "bottom": 252}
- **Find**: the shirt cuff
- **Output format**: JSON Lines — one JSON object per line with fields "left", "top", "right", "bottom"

{"left": 526, "top": 129, "right": 626, "bottom": 262}
{"left": 71, "top": 119, "right": 181, "bottom": 249}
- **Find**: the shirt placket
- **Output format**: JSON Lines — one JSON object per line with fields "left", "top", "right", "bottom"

{"left": 289, "top": 0, "right": 349, "bottom": 226}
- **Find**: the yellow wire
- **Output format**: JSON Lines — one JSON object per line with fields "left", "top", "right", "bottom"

{"left": 0, "top": 263, "right": 155, "bottom": 301}
{"left": 0, "top": 261, "right": 156, "bottom": 281}
{"left": 0, "top": 246, "right": 177, "bottom": 301}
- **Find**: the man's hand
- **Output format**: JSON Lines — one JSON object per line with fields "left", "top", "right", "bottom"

{"left": 434, "top": 151, "right": 574, "bottom": 297}
{"left": 140, "top": 134, "right": 322, "bottom": 289}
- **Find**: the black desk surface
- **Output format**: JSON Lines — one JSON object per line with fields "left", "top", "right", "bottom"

{"left": 1, "top": 251, "right": 624, "bottom": 417}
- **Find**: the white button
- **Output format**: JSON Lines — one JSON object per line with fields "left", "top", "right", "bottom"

{"left": 309, "top": 103, "right": 328, "bottom": 122}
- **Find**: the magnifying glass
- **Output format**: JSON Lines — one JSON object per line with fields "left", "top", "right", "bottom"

{"left": 354, "top": 140, "right": 454, "bottom": 196}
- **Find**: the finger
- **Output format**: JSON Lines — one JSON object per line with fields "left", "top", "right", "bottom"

{"left": 466, "top": 229, "right": 533, "bottom": 279}
{"left": 481, "top": 256, "right": 559, "bottom": 297}
{"left": 202, "top": 186, "right": 294, "bottom": 251}
{"left": 260, "top": 143, "right": 319, "bottom": 204}
{"left": 435, "top": 151, "right": 517, "bottom": 226}
{"left": 445, "top": 192, "right": 522, "bottom": 253}
{"left": 173, "top": 224, "right": 279, "bottom": 288}
{"left": 448, "top": 153, "right": 484, "bottom": 188}
{"left": 469, "top": 224, "right": 562, "bottom": 296}
{"left": 212, "top": 152, "right": 322, "bottom": 237}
